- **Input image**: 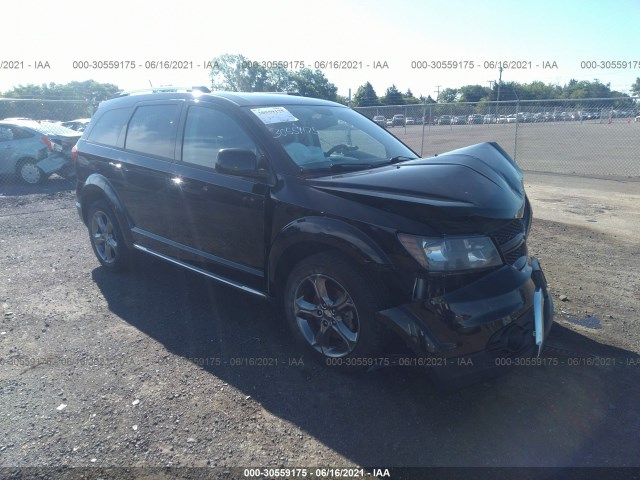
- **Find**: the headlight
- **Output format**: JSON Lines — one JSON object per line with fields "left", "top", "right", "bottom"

{"left": 398, "top": 233, "right": 503, "bottom": 272}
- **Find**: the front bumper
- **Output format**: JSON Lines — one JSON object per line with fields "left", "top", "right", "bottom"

{"left": 377, "top": 257, "right": 554, "bottom": 381}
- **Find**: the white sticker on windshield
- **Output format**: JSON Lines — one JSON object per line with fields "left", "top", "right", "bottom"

{"left": 251, "top": 106, "right": 298, "bottom": 125}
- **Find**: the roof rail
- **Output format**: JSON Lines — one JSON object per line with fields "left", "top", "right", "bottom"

{"left": 116, "top": 86, "right": 212, "bottom": 97}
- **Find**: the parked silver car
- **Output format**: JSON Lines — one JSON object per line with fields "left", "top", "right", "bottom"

{"left": 0, "top": 120, "right": 81, "bottom": 184}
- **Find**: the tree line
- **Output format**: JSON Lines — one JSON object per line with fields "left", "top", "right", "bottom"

{"left": 353, "top": 79, "right": 639, "bottom": 107}
{"left": 0, "top": 80, "right": 120, "bottom": 120}
{"left": 1, "top": 54, "right": 639, "bottom": 114}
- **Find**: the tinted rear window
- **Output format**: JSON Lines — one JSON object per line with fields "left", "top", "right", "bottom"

{"left": 125, "top": 104, "right": 180, "bottom": 159}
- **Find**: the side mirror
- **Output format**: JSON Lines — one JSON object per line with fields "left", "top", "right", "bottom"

{"left": 216, "top": 149, "right": 259, "bottom": 176}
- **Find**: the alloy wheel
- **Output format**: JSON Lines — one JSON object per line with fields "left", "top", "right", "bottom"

{"left": 293, "top": 274, "right": 360, "bottom": 358}
{"left": 90, "top": 211, "right": 118, "bottom": 264}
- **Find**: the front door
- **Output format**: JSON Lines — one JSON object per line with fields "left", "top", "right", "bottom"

{"left": 166, "top": 104, "right": 269, "bottom": 289}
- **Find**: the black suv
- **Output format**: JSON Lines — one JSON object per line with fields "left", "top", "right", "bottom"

{"left": 75, "top": 89, "right": 553, "bottom": 382}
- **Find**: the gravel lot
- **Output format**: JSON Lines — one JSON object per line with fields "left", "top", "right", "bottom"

{"left": 1, "top": 175, "right": 639, "bottom": 477}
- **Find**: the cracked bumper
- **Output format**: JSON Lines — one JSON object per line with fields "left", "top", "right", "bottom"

{"left": 377, "top": 257, "right": 554, "bottom": 382}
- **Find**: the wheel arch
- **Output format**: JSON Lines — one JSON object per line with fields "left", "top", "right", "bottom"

{"left": 78, "top": 174, "right": 134, "bottom": 247}
{"left": 14, "top": 156, "right": 37, "bottom": 171}
{"left": 268, "top": 216, "right": 391, "bottom": 297}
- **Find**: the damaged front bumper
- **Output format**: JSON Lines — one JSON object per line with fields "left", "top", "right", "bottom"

{"left": 377, "top": 257, "right": 553, "bottom": 382}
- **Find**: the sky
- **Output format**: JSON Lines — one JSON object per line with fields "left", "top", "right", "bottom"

{"left": 2, "top": 0, "right": 639, "bottom": 98}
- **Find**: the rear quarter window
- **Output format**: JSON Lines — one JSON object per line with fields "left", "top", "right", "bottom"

{"left": 86, "top": 108, "right": 132, "bottom": 148}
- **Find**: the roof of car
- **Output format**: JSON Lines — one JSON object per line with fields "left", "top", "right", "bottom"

{"left": 0, "top": 119, "right": 41, "bottom": 128}
{"left": 0, "top": 119, "right": 80, "bottom": 135}
{"left": 101, "top": 91, "right": 345, "bottom": 109}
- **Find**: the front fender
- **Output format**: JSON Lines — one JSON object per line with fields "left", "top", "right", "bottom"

{"left": 268, "top": 216, "right": 391, "bottom": 287}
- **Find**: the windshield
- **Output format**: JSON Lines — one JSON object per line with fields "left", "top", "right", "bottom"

{"left": 248, "top": 104, "right": 417, "bottom": 173}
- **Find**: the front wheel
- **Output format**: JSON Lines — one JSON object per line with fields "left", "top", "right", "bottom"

{"left": 283, "top": 252, "right": 386, "bottom": 367}
{"left": 87, "top": 199, "right": 131, "bottom": 271}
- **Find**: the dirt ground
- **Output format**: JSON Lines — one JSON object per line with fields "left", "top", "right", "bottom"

{"left": 0, "top": 173, "right": 639, "bottom": 478}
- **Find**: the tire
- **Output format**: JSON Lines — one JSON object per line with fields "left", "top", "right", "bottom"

{"left": 283, "top": 251, "right": 386, "bottom": 368}
{"left": 17, "top": 158, "right": 46, "bottom": 185}
{"left": 87, "top": 199, "right": 131, "bottom": 272}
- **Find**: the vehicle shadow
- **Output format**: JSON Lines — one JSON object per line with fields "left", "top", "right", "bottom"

{"left": 0, "top": 174, "right": 74, "bottom": 196}
{"left": 92, "top": 255, "right": 640, "bottom": 467}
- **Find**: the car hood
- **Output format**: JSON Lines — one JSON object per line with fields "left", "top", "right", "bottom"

{"left": 308, "top": 142, "right": 526, "bottom": 225}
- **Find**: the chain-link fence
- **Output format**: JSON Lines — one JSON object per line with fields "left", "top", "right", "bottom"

{"left": 0, "top": 98, "right": 94, "bottom": 121}
{"left": 356, "top": 97, "right": 640, "bottom": 178}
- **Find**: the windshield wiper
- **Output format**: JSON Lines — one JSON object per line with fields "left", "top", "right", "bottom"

{"left": 388, "top": 155, "right": 417, "bottom": 164}
{"left": 302, "top": 163, "right": 379, "bottom": 174}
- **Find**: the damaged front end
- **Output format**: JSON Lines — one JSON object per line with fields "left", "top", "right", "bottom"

{"left": 368, "top": 143, "right": 554, "bottom": 382}
{"left": 377, "top": 256, "right": 553, "bottom": 381}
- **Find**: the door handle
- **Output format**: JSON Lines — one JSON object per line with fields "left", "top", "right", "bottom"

{"left": 108, "top": 161, "right": 122, "bottom": 169}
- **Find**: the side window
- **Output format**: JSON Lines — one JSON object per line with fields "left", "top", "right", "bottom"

{"left": 10, "top": 127, "right": 34, "bottom": 140}
{"left": 182, "top": 106, "right": 257, "bottom": 169}
{"left": 0, "top": 127, "right": 13, "bottom": 141}
{"left": 87, "top": 108, "right": 131, "bottom": 147}
{"left": 125, "top": 104, "right": 180, "bottom": 159}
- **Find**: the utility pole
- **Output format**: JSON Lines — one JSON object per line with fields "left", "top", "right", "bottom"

{"left": 487, "top": 80, "right": 495, "bottom": 118}
{"left": 434, "top": 85, "right": 441, "bottom": 101}
{"left": 496, "top": 66, "right": 503, "bottom": 118}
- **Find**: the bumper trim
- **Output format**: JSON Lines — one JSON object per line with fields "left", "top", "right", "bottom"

{"left": 533, "top": 288, "right": 544, "bottom": 356}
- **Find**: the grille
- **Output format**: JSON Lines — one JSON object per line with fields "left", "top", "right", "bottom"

{"left": 504, "top": 242, "right": 528, "bottom": 265}
{"left": 490, "top": 219, "right": 525, "bottom": 245}
{"left": 489, "top": 212, "right": 529, "bottom": 266}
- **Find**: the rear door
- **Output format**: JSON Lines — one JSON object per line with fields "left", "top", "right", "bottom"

{"left": 83, "top": 101, "right": 183, "bottom": 251}
{"left": 0, "top": 126, "right": 44, "bottom": 174}
{"left": 0, "top": 126, "right": 15, "bottom": 174}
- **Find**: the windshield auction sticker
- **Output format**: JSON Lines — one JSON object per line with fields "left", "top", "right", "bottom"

{"left": 251, "top": 106, "right": 298, "bottom": 124}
